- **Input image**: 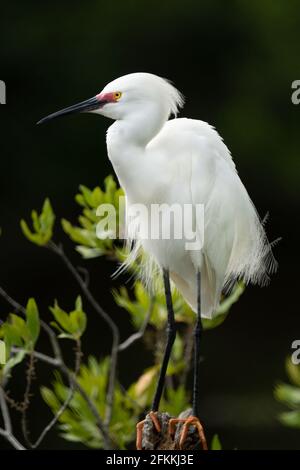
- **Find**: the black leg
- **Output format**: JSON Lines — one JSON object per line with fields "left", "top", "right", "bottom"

{"left": 192, "top": 270, "right": 203, "bottom": 418}
{"left": 151, "top": 268, "right": 177, "bottom": 412}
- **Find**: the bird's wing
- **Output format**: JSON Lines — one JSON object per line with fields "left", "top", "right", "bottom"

{"left": 156, "top": 118, "right": 277, "bottom": 318}
{"left": 182, "top": 118, "right": 277, "bottom": 317}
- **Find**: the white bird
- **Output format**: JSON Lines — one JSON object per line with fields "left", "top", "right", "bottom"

{"left": 38, "top": 72, "right": 277, "bottom": 449}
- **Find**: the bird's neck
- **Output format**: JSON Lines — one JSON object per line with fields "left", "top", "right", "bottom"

{"left": 106, "top": 106, "right": 168, "bottom": 193}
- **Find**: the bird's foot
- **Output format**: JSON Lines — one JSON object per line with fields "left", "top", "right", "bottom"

{"left": 136, "top": 411, "right": 161, "bottom": 450}
{"left": 168, "top": 415, "right": 208, "bottom": 450}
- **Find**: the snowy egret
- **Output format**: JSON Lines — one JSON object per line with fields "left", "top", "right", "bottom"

{"left": 38, "top": 72, "right": 277, "bottom": 449}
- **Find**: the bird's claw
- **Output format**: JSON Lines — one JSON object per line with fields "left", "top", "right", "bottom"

{"left": 136, "top": 411, "right": 161, "bottom": 450}
{"left": 168, "top": 416, "right": 208, "bottom": 450}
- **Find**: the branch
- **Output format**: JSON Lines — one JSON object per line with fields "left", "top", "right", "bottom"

{"left": 48, "top": 241, "right": 120, "bottom": 426}
{"left": 29, "top": 340, "right": 82, "bottom": 449}
{"left": 9, "top": 347, "right": 69, "bottom": 449}
{"left": 0, "top": 384, "right": 11, "bottom": 433}
{"left": 0, "top": 427, "right": 26, "bottom": 450}
{"left": 21, "top": 353, "right": 36, "bottom": 446}
{"left": 0, "top": 287, "right": 114, "bottom": 450}
{"left": 0, "top": 286, "right": 25, "bottom": 317}
{"left": 10, "top": 347, "right": 114, "bottom": 449}
{"left": 11, "top": 347, "right": 60, "bottom": 367}
{"left": 118, "top": 297, "right": 154, "bottom": 352}
{"left": 77, "top": 267, "right": 90, "bottom": 287}
{"left": 32, "top": 386, "right": 74, "bottom": 449}
{"left": 0, "top": 386, "right": 26, "bottom": 450}
{"left": 0, "top": 286, "right": 64, "bottom": 449}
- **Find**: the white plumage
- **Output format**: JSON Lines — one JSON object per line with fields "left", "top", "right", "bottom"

{"left": 97, "top": 73, "right": 277, "bottom": 318}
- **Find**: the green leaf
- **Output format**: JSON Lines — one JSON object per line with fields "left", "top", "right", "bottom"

{"left": 20, "top": 219, "right": 43, "bottom": 245}
{"left": 41, "top": 386, "right": 62, "bottom": 410}
{"left": 69, "top": 309, "right": 87, "bottom": 336}
{"left": 75, "top": 296, "right": 82, "bottom": 311}
{"left": 49, "top": 298, "right": 87, "bottom": 339}
{"left": 26, "top": 298, "right": 40, "bottom": 346}
{"left": 79, "top": 185, "right": 93, "bottom": 207}
{"left": 62, "top": 176, "right": 124, "bottom": 260}
{"left": 274, "top": 383, "right": 300, "bottom": 407}
{"left": 57, "top": 333, "right": 76, "bottom": 340}
{"left": 61, "top": 219, "right": 97, "bottom": 247}
{"left": 211, "top": 434, "right": 222, "bottom": 450}
{"left": 9, "top": 314, "right": 31, "bottom": 344}
{"left": 31, "top": 210, "right": 40, "bottom": 232}
{"left": 1, "top": 322, "right": 23, "bottom": 356}
{"left": 278, "top": 410, "right": 300, "bottom": 429}
{"left": 91, "top": 187, "right": 103, "bottom": 207}
{"left": 50, "top": 301, "right": 73, "bottom": 333}
{"left": 286, "top": 358, "right": 300, "bottom": 387}
{"left": 76, "top": 246, "right": 105, "bottom": 259}
{"left": 20, "top": 198, "right": 55, "bottom": 246}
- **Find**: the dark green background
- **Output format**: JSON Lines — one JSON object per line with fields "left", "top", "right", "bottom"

{"left": 0, "top": 0, "right": 299, "bottom": 449}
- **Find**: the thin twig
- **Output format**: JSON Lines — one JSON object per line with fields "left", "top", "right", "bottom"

{"left": 21, "top": 353, "right": 36, "bottom": 446}
{"left": 0, "top": 386, "right": 26, "bottom": 450}
{"left": 11, "top": 348, "right": 60, "bottom": 367}
{"left": 31, "top": 385, "right": 73, "bottom": 449}
{"left": 48, "top": 241, "right": 120, "bottom": 426}
{"left": 0, "top": 286, "right": 25, "bottom": 316}
{"left": 0, "top": 384, "right": 12, "bottom": 433}
{"left": 0, "top": 427, "right": 26, "bottom": 450}
{"left": 77, "top": 267, "right": 90, "bottom": 287}
{"left": 118, "top": 297, "right": 154, "bottom": 351}
{"left": 29, "top": 339, "right": 82, "bottom": 449}
{"left": 74, "top": 339, "right": 82, "bottom": 375}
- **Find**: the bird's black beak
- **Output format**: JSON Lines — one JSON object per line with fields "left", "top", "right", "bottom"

{"left": 37, "top": 96, "right": 107, "bottom": 125}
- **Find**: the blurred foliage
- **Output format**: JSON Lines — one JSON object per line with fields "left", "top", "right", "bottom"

{"left": 50, "top": 296, "right": 87, "bottom": 340}
{"left": 275, "top": 358, "right": 300, "bottom": 429}
{"left": 62, "top": 175, "right": 124, "bottom": 259}
{"left": 41, "top": 357, "right": 137, "bottom": 449}
{"left": 0, "top": 175, "right": 245, "bottom": 449}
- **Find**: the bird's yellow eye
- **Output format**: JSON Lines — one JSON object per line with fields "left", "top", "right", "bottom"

{"left": 113, "top": 91, "right": 122, "bottom": 101}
